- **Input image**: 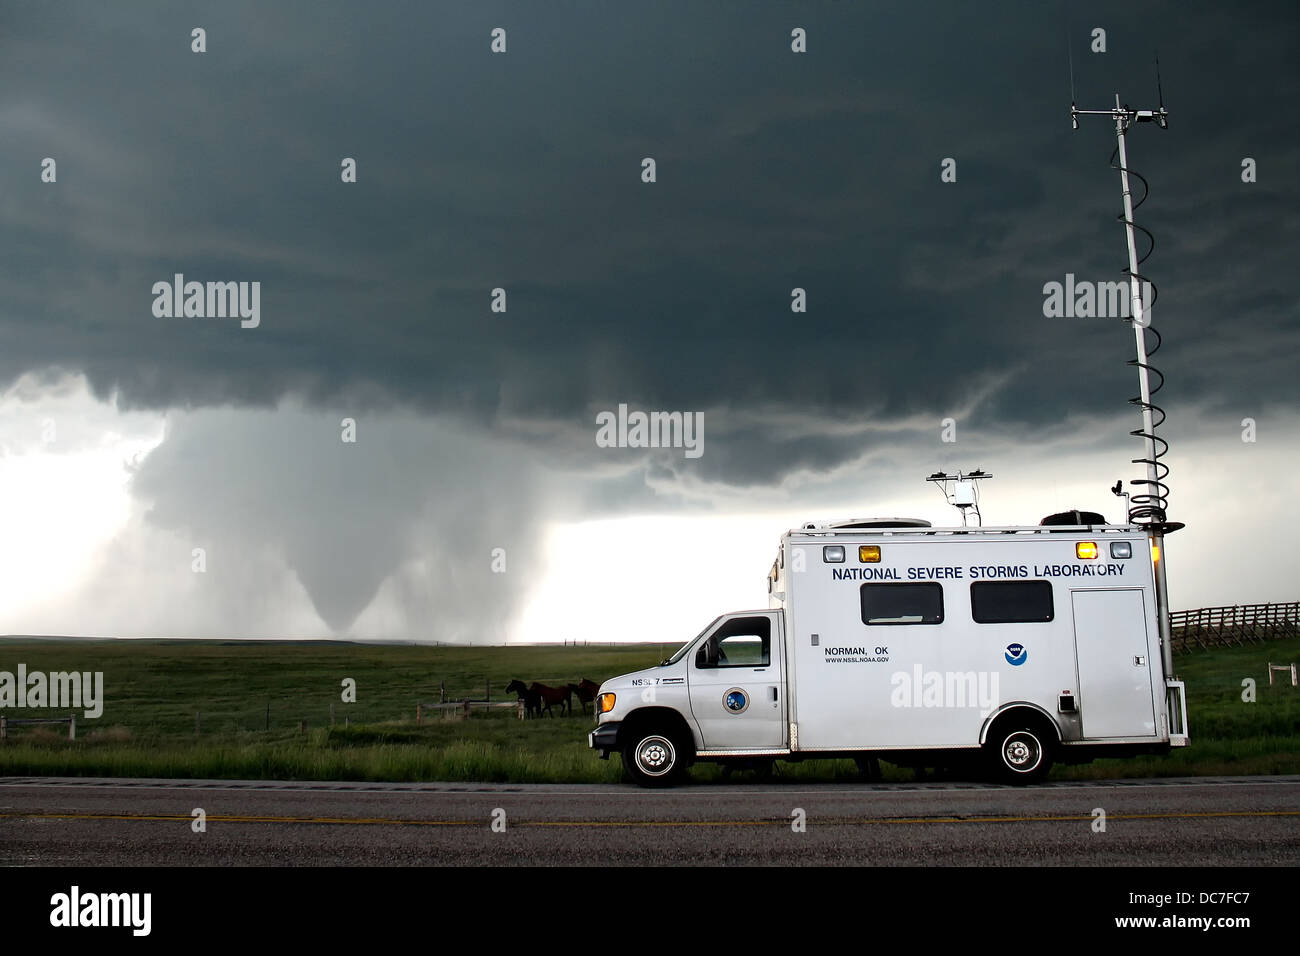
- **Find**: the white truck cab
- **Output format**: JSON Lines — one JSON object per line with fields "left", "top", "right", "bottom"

{"left": 589, "top": 515, "right": 1189, "bottom": 786}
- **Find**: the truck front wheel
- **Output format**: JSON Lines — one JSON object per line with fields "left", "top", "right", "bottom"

{"left": 622, "top": 730, "right": 686, "bottom": 787}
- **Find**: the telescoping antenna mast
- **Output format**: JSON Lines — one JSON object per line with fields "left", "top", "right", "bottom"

{"left": 1071, "top": 69, "right": 1185, "bottom": 688}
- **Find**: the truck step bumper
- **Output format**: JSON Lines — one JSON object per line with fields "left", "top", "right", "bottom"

{"left": 588, "top": 721, "right": 620, "bottom": 758}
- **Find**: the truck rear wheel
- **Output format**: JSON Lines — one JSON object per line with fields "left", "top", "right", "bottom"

{"left": 987, "top": 724, "right": 1053, "bottom": 784}
{"left": 622, "top": 730, "right": 686, "bottom": 787}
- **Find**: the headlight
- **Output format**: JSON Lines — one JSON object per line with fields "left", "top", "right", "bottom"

{"left": 597, "top": 693, "right": 617, "bottom": 714}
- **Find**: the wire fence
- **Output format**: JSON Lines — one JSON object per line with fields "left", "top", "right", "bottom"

{"left": 1170, "top": 601, "right": 1300, "bottom": 653}
{"left": 0, "top": 674, "right": 599, "bottom": 741}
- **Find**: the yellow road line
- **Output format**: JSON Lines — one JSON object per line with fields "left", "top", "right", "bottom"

{"left": 1, "top": 809, "right": 1298, "bottom": 827}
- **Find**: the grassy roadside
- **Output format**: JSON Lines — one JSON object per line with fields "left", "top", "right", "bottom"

{"left": 0, "top": 637, "right": 1296, "bottom": 784}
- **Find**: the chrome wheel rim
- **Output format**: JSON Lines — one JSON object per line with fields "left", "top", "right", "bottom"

{"left": 1003, "top": 732, "right": 1042, "bottom": 772}
{"left": 636, "top": 735, "right": 676, "bottom": 776}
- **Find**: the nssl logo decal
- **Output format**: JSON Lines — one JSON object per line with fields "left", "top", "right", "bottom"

{"left": 1004, "top": 644, "right": 1028, "bottom": 666}
{"left": 723, "top": 688, "right": 749, "bottom": 714}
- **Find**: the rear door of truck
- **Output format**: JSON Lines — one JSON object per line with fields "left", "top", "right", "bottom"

{"left": 1071, "top": 588, "right": 1158, "bottom": 737}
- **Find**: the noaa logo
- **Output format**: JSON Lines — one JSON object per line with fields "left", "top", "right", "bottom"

{"left": 723, "top": 688, "right": 749, "bottom": 714}
{"left": 1005, "top": 643, "right": 1027, "bottom": 666}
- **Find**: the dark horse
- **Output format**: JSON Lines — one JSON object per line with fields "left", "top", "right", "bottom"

{"left": 530, "top": 682, "right": 572, "bottom": 718}
{"left": 569, "top": 678, "right": 601, "bottom": 714}
{"left": 505, "top": 679, "right": 542, "bottom": 719}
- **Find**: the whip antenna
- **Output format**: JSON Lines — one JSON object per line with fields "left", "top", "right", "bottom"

{"left": 1071, "top": 69, "right": 1185, "bottom": 708}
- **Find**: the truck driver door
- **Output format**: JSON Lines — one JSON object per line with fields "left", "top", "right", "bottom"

{"left": 687, "top": 612, "right": 786, "bottom": 750}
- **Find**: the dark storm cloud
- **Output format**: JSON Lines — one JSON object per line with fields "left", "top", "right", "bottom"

{"left": 2, "top": 0, "right": 1296, "bottom": 480}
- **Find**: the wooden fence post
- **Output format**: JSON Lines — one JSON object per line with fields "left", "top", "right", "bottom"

{"left": 299, "top": 719, "right": 306, "bottom": 735}
{"left": 69, "top": 715, "right": 76, "bottom": 741}
{"left": 417, "top": 703, "right": 423, "bottom": 726}
{"left": 0, "top": 716, "right": 6, "bottom": 742}
{"left": 462, "top": 700, "right": 471, "bottom": 719}
{"left": 439, "top": 681, "right": 446, "bottom": 703}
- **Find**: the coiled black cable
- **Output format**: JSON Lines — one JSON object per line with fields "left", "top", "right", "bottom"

{"left": 1109, "top": 143, "right": 1169, "bottom": 525}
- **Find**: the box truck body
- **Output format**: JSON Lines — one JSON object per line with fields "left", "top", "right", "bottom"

{"left": 589, "top": 518, "right": 1188, "bottom": 786}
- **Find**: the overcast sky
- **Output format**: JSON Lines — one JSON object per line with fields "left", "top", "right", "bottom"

{"left": 2, "top": 1, "right": 1296, "bottom": 642}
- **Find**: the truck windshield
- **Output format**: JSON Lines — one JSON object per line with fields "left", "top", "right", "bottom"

{"left": 661, "top": 615, "right": 724, "bottom": 665}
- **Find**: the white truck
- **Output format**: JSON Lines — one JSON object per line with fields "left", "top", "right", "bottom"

{"left": 589, "top": 513, "right": 1189, "bottom": 786}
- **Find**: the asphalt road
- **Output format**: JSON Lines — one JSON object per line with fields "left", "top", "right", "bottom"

{"left": 1, "top": 775, "right": 1297, "bottom": 866}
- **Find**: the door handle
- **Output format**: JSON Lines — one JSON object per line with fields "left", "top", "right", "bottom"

{"left": 770, "top": 686, "right": 778, "bottom": 702}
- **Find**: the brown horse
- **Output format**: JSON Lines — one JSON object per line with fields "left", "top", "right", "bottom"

{"left": 506, "top": 679, "right": 542, "bottom": 719}
{"left": 569, "top": 678, "right": 601, "bottom": 714}
{"left": 530, "top": 682, "right": 571, "bottom": 718}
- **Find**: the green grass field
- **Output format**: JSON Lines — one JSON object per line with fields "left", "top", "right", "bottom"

{"left": 0, "top": 637, "right": 1296, "bottom": 783}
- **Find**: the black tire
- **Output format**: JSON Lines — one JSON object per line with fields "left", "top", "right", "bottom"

{"left": 621, "top": 729, "right": 687, "bottom": 788}
{"left": 854, "top": 756, "right": 882, "bottom": 781}
{"left": 986, "top": 723, "right": 1053, "bottom": 784}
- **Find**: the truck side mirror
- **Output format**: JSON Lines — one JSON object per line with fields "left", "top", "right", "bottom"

{"left": 696, "top": 641, "right": 716, "bottom": 668}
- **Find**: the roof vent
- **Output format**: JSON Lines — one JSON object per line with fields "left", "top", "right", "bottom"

{"left": 827, "top": 517, "right": 932, "bottom": 530}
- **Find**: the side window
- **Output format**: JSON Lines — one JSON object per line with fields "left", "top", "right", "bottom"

{"left": 970, "top": 580, "right": 1054, "bottom": 623}
{"left": 860, "top": 583, "right": 944, "bottom": 625}
{"left": 695, "top": 616, "right": 771, "bottom": 668}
